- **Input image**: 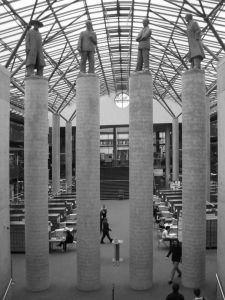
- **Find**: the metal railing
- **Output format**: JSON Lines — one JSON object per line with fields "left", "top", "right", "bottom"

{"left": 3, "top": 278, "right": 13, "bottom": 300}
{"left": 216, "top": 273, "right": 225, "bottom": 300}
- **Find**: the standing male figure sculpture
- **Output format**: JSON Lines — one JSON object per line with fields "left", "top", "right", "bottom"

{"left": 77, "top": 20, "right": 97, "bottom": 73}
{"left": 185, "top": 13, "right": 205, "bottom": 69}
{"left": 135, "top": 18, "right": 152, "bottom": 72}
{"left": 25, "top": 20, "right": 45, "bottom": 76}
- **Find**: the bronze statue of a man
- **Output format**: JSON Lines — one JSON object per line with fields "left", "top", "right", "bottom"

{"left": 25, "top": 20, "right": 45, "bottom": 76}
{"left": 135, "top": 18, "right": 152, "bottom": 71}
{"left": 185, "top": 13, "right": 205, "bottom": 69}
{"left": 77, "top": 20, "right": 97, "bottom": 73}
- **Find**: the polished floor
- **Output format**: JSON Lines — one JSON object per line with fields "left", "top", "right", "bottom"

{"left": 7, "top": 200, "right": 217, "bottom": 300}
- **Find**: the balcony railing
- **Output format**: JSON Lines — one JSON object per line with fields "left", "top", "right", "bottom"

{"left": 216, "top": 273, "right": 225, "bottom": 300}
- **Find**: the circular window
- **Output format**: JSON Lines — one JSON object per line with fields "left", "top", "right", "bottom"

{"left": 114, "top": 92, "right": 129, "bottom": 108}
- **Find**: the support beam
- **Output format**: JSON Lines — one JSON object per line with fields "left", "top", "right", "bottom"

{"left": 182, "top": 69, "right": 207, "bottom": 288}
{"left": 129, "top": 71, "right": 153, "bottom": 290}
{"left": 52, "top": 113, "right": 60, "bottom": 195}
{"left": 24, "top": 76, "right": 49, "bottom": 291}
{"left": 172, "top": 117, "right": 179, "bottom": 181}
{"left": 76, "top": 74, "right": 100, "bottom": 291}
{"left": 217, "top": 56, "right": 225, "bottom": 299}
{"left": 65, "top": 121, "right": 72, "bottom": 193}
{"left": 0, "top": 65, "right": 11, "bottom": 299}
{"left": 165, "top": 125, "right": 171, "bottom": 188}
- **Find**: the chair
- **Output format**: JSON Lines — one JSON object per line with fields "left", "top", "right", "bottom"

{"left": 158, "top": 236, "right": 170, "bottom": 249}
{"left": 66, "top": 240, "right": 77, "bottom": 251}
{"left": 118, "top": 189, "right": 124, "bottom": 200}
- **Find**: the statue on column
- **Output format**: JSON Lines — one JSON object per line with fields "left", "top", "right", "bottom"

{"left": 77, "top": 20, "right": 97, "bottom": 73}
{"left": 185, "top": 13, "right": 205, "bottom": 69}
{"left": 135, "top": 18, "right": 152, "bottom": 72}
{"left": 25, "top": 20, "right": 45, "bottom": 76}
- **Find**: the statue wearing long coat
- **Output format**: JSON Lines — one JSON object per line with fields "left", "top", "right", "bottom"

{"left": 25, "top": 28, "right": 45, "bottom": 69}
{"left": 186, "top": 19, "right": 205, "bottom": 61}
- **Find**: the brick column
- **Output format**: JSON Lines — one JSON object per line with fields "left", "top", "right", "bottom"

{"left": 66, "top": 121, "right": 72, "bottom": 192}
{"left": 172, "top": 117, "right": 179, "bottom": 181}
{"left": 52, "top": 113, "right": 60, "bottom": 194}
{"left": 24, "top": 76, "right": 49, "bottom": 291}
{"left": 217, "top": 57, "right": 225, "bottom": 299}
{"left": 165, "top": 125, "right": 171, "bottom": 188}
{"left": 182, "top": 69, "right": 207, "bottom": 288}
{"left": 129, "top": 72, "right": 153, "bottom": 290}
{"left": 76, "top": 74, "right": 100, "bottom": 291}
{"left": 0, "top": 66, "right": 11, "bottom": 299}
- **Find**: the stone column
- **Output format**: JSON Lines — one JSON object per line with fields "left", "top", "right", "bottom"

{"left": 217, "top": 57, "right": 225, "bottom": 299}
{"left": 66, "top": 121, "right": 72, "bottom": 192}
{"left": 113, "top": 127, "right": 117, "bottom": 167}
{"left": 76, "top": 74, "right": 100, "bottom": 291}
{"left": 156, "top": 131, "right": 160, "bottom": 153}
{"left": 205, "top": 97, "right": 210, "bottom": 205}
{"left": 129, "top": 72, "right": 153, "bottom": 290}
{"left": 24, "top": 76, "right": 49, "bottom": 291}
{"left": 172, "top": 117, "right": 179, "bottom": 181}
{"left": 0, "top": 66, "right": 11, "bottom": 299}
{"left": 182, "top": 69, "right": 207, "bottom": 288}
{"left": 52, "top": 113, "right": 60, "bottom": 194}
{"left": 165, "top": 125, "right": 171, "bottom": 188}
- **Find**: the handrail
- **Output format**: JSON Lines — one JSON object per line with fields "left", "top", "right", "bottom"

{"left": 2, "top": 278, "right": 13, "bottom": 300}
{"left": 216, "top": 273, "right": 225, "bottom": 300}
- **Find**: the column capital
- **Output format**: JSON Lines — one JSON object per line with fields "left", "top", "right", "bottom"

{"left": 130, "top": 70, "right": 152, "bottom": 78}
{"left": 25, "top": 75, "right": 48, "bottom": 82}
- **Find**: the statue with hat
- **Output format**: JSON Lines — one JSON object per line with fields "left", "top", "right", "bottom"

{"left": 77, "top": 20, "right": 97, "bottom": 73}
{"left": 135, "top": 18, "right": 152, "bottom": 72}
{"left": 25, "top": 19, "right": 45, "bottom": 76}
{"left": 185, "top": 13, "right": 205, "bottom": 69}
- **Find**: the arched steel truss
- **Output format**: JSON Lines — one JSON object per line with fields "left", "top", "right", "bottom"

{"left": 1, "top": 0, "right": 224, "bottom": 121}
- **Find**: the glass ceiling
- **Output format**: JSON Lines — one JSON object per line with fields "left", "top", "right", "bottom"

{"left": 1, "top": 0, "right": 224, "bottom": 122}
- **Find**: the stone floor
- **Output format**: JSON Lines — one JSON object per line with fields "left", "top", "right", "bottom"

{"left": 6, "top": 200, "right": 217, "bottom": 300}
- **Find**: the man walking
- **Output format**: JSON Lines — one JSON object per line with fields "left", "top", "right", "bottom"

{"left": 167, "top": 239, "right": 182, "bottom": 284}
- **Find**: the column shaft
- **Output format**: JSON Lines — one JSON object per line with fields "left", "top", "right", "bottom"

{"left": 52, "top": 113, "right": 60, "bottom": 194}
{"left": 165, "top": 126, "right": 171, "bottom": 188}
{"left": 129, "top": 72, "right": 153, "bottom": 290}
{"left": 66, "top": 121, "right": 72, "bottom": 192}
{"left": 182, "top": 69, "right": 207, "bottom": 287}
{"left": 172, "top": 117, "right": 179, "bottom": 181}
{"left": 24, "top": 77, "right": 49, "bottom": 291}
{"left": 76, "top": 74, "right": 100, "bottom": 291}
{"left": 217, "top": 57, "right": 225, "bottom": 298}
{"left": 0, "top": 66, "right": 11, "bottom": 299}
{"left": 113, "top": 127, "right": 117, "bottom": 166}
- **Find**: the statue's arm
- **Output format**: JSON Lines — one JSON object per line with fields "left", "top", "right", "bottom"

{"left": 89, "top": 32, "right": 97, "bottom": 45}
{"left": 193, "top": 21, "right": 201, "bottom": 40}
{"left": 136, "top": 30, "right": 143, "bottom": 42}
{"left": 141, "top": 28, "right": 152, "bottom": 40}
{"left": 77, "top": 32, "right": 82, "bottom": 53}
{"left": 25, "top": 31, "right": 31, "bottom": 53}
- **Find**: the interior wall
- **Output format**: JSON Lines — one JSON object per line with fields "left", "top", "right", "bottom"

{"left": 50, "top": 93, "right": 182, "bottom": 127}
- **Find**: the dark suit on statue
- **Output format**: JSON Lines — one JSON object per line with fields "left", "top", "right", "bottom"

{"left": 77, "top": 27, "right": 97, "bottom": 73}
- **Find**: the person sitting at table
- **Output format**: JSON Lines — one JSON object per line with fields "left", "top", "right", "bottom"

{"left": 158, "top": 218, "right": 166, "bottom": 230}
{"left": 162, "top": 226, "right": 175, "bottom": 243}
{"left": 57, "top": 229, "right": 74, "bottom": 251}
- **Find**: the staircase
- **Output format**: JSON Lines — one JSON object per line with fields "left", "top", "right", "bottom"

{"left": 100, "top": 167, "right": 129, "bottom": 200}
